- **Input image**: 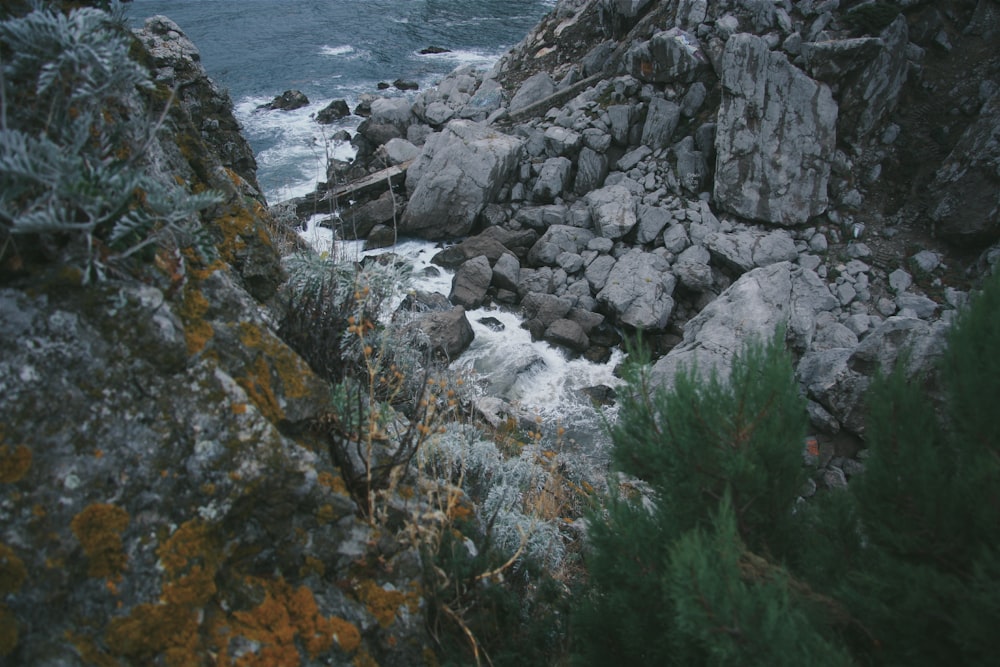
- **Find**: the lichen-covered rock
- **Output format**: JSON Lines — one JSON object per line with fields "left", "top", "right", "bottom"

{"left": 713, "top": 33, "right": 838, "bottom": 226}
{"left": 0, "top": 278, "right": 417, "bottom": 666}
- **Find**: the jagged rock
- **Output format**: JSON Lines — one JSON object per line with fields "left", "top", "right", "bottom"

{"left": 928, "top": 89, "right": 1000, "bottom": 244}
{"left": 575, "top": 147, "right": 609, "bottom": 194}
{"left": 800, "top": 37, "right": 884, "bottom": 82}
{"left": 509, "top": 71, "right": 557, "bottom": 112}
{"left": 432, "top": 235, "right": 516, "bottom": 270}
{"left": 522, "top": 292, "right": 574, "bottom": 332}
{"left": 257, "top": 89, "right": 309, "bottom": 111}
{"left": 838, "top": 16, "right": 909, "bottom": 144}
{"left": 641, "top": 97, "right": 681, "bottom": 149}
{"left": 533, "top": 156, "right": 573, "bottom": 202}
{"left": 381, "top": 137, "right": 420, "bottom": 165}
{"left": 332, "top": 190, "right": 397, "bottom": 240}
{"left": 651, "top": 262, "right": 839, "bottom": 389}
{"left": 316, "top": 98, "right": 351, "bottom": 123}
{"left": 528, "top": 225, "right": 595, "bottom": 267}
{"left": 408, "top": 306, "right": 475, "bottom": 361}
{"left": 449, "top": 255, "right": 493, "bottom": 309}
{"left": 616, "top": 145, "right": 653, "bottom": 171}
{"left": 423, "top": 101, "right": 456, "bottom": 126}
{"left": 607, "top": 103, "right": 635, "bottom": 145}
{"left": 585, "top": 254, "right": 618, "bottom": 292}
{"left": 597, "top": 249, "right": 676, "bottom": 329}
{"left": 517, "top": 267, "right": 556, "bottom": 298}
{"left": 587, "top": 184, "right": 637, "bottom": 239}
{"left": 599, "top": 0, "right": 653, "bottom": 36}
{"left": 544, "top": 126, "right": 583, "bottom": 158}
{"left": 627, "top": 28, "right": 709, "bottom": 83}
{"left": 714, "top": 33, "right": 837, "bottom": 226}
{"left": 492, "top": 252, "right": 521, "bottom": 291}
{"left": 703, "top": 227, "right": 799, "bottom": 272}
{"left": 545, "top": 318, "right": 590, "bottom": 352}
{"left": 402, "top": 120, "right": 524, "bottom": 238}
{"left": 635, "top": 204, "right": 671, "bottom": 244}
{"left": 673, "top": 135, "right": 709, "bottom": 194}
{"left": 674, "top": 244, "right": 714, "bottom": 291}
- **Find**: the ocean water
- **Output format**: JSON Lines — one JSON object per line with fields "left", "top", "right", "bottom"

{"left": 129, "top": 0, "right": 556, "bottom": 201}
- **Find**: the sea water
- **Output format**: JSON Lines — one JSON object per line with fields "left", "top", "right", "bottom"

{"left": 129, "top": 0, "right": 556, "bottom": 201}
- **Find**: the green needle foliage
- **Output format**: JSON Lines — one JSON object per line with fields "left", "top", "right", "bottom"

{"left": 575, "top": 273, "right": 1000, "bottom": 665}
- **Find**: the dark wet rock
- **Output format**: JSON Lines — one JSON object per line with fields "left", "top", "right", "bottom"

{"left": 316, "top": 98, "right": 350, "bottom": 124}
{"left": 257, "top": 89, "right": 310, "bottom": 111}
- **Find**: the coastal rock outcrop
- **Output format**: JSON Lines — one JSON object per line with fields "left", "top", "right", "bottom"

{"left": 713, "top": 33, "right": 838, "bottom": 226}
{"left": 402, "top": 120, "right": 524, "bottom": 238}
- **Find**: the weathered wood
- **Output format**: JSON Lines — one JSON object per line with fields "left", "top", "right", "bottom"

{"left": 325, "top": 160, "right": 411, "bottom": 203}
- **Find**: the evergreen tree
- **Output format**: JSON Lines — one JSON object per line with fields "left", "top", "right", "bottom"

{"left": 842, "top": 271, "right": 1000, "bottom": 666}
{"left": 574, "top": 335, "right": 848, "bottom": 665}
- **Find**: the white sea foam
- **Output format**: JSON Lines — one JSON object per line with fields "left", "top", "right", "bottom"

{"left": 320, "top": 44, "right": 356, "bottom": 57}
{"left": 234, "top": 95, "right": 360, "bottom": 202}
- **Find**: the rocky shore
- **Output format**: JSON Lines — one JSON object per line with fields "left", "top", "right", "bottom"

{"left": 277, "top": 0, "right": 999, "bottom": 463}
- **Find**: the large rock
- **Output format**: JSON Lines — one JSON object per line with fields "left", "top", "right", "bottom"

{"left": 509, "top": 72, "right": 556, "bottom": 112}
{"left": 703, "top": 227, "right": 799, "bottom": 272}
{"left": 527, "top": 225, "right": 595, "bottom": 267}
{"left": 837, "top": 16, "right": 909, "bottom": 144}
{"left": 597, "top": 249, "right": 676, "bottom": 329}
{"left": 533, "top": 156, "right": 573, "bottom": 202}
{"left": 402, "top": 120, "right": 524, "bottom": 238}
{"left": 627, "top": 28, "right": 709, "bottom": 83}
{"left": 640, "top": 97, "right": 681, "bottom": 149}
{"left": 575, "top": 147, "right": 609, "bottom": 194}
{"left": 927, "top": 89, "right": 1000, "bottom": 244}
{"left": 449, "top": 255, "right": 493, "bottom": 309}
{"left": 407, "top": 306, "right": 475, "bottom": 361}
{"left": 650, "top": 262, "right": 839, "bottom": 389}
{"left": 713, "top": 33, "right": 838, "bottom": 226}
{"left": 587, "top": 184, "right": 637, "bottom": 239}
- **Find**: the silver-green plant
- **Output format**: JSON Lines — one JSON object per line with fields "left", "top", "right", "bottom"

{"left": 0, "top": 4, "right": 220, "bottom": 282}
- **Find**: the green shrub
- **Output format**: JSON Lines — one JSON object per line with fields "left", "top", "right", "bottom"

{"left": 0, "top": 4, "right": 219, "bottom": 282}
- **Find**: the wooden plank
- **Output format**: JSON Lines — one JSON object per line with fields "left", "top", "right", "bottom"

{"left": 325, "top": 160, "right": 411, "bottom": 203}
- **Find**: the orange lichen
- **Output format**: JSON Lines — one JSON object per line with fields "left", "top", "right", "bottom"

{"left": 353, "top": 649, "right": 381, "bottom": 667}
{"left": 354, "top": 580, "right": 406, "bottom": 629}
{"left": 0, "top": 543, "right": 26, "bottom": 595}
{"left": 178, "top": 287, "right": 214, "bottom": 354}
{"left": 105, "top": 601, "right": 201, "bottom": 665}
{"left": 70, "top": 504, "right": 130, "bottom": 579}
{"left": 232, "top": 402, "right": 248, "bottom": 415}
{"left": 0, "top": 605, "right": 17, "bottom": 656}
{"left": 161, "top": 564, "right": 217, "bottom": 607}
{"left": 317, "top": 504, "right": 336, "bottom": 524}
{"left": 318, "top": 471, "right": 348, "bottom": 495}
{"left": 232, "top": 577, "right": 357, "bottom": 665}
{"left": 0, "top": 442, "right": 32, "bottom": 484}
{"left": 157, "top": 520, "right": 219, "bottom": 577}
{"left": 237, "top": 356, "right": 285, "bottom": 423}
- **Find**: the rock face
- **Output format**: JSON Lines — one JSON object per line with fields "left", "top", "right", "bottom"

{"left": 597, "top": 249, "right": 676, "bottom": 329}
{"left": 402, "top": 120, "right": 524, "bottom": 238}
{"left": 650, "top": 262, "right": 839, "bottom": 388}
{"left": 928, "top": 89, "right": 1000, "bottom": 244}
{"left": 714, "top": 33, "right": 838, "bottom": 226}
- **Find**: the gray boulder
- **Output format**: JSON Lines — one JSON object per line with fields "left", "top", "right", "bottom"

{"left": 628, "top": 28, "right": 709, "bottom": 83}
{"left": 650, "top": 262, "right": 838, "bottom": 389}
{"left": 522, "top": 292, "right": 574, "bottom": 331}
{"left": 588, "top": 184, "right": 637, "bottom": 239}
{"left": 509, "top": 72, "right": 556, "bottom": 112}
{"left": 402, "top": 120, "right": 524, "bottom": 238}
{"left": 585, "top": 254, "right": 618, "bottom": 292}
{"left": 381, "top": 137, "right": 419, "bottom": 165}
{"left": 641, "top": 98, "right": 681, "bottom": 150}
{"left": 704, "top": 227, "right": 799, "bottom": 272}
{"left": 674, "top": 244, "right": 714, "bottom": 291}
{"left": 597, "top": 249, "right": 676, "bottom": 329}
{"left": 449, "top": 255, "right": 493, "bottom": 308}
{"left": 545, "top": 318, "right": 590, "bottom": 353}
{"left": 528, "top": 224, "right": 595, "bottom": 267}
{"left": 714, "top": 33, "right": 837, "bottom": 225}
{"left": 575, "top": 147, "right": 609, "bottom": 194}
{"left": 492, "top": 252, "right": 521, "bottom": 292}
{"left": 409, "top": 306, "right": 475, "bottom": 361}
{"left": 533, "top": 156, "right": 573, "bottom": 202}
{"left": 635, "top": 205, "right": 672, "bottom": 244}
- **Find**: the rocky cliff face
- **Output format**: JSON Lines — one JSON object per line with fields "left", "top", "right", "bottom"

{"left": 1, "top": 13, "right": 431, "bottom": 667}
